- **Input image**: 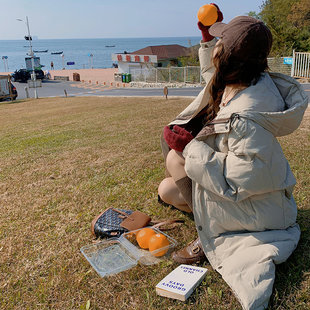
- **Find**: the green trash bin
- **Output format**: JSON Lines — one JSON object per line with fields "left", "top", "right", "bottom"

{"left": 125, "top": 73, "right": 131, "bottom": 83}
{"left": 122, "top": 74, "right": 126, "bottom": 83}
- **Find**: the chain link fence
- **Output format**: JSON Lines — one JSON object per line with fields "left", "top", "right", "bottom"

{"left": 130, "top": 66, "right": 202, "bottom": 84}
{"left": 130, "top": 58, "right": 310, "bottom": 84}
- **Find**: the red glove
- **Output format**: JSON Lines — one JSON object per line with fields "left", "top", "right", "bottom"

{"left": 198, "top": 3, "right": 224, "bottom": 42}
{"left": 163, "top": 125, "right": 194, "bottom": 152}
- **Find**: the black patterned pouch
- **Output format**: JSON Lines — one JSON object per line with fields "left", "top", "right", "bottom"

{"left": 91, "top": 207, "right": 133, "bottom": 238}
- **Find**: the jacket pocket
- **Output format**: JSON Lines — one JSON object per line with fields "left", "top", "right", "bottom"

{"left": 246, "top": 192, "right": 287, "bottom": 230}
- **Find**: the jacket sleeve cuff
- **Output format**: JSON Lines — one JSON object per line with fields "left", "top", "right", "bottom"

{"left": 200, "top": 38, "right": 217, "bottom": 49}
{"left": 183, "top": 139, "right": 204, "bottom": 159}
{"left": 182, "top": 140, "right": 192, "bottom": 158}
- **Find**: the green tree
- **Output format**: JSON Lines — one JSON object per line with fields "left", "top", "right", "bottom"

{"left": 247, "top": 11, "right": 261, "bottom": 20}
{"left": 287, "top": 0, "right": 310, "bottom": 51}
{"left": 177, "top": 44, "right": 200, "bottom": 67}
{"left": 259, "top": 0, "right": 310, "bottom": 56}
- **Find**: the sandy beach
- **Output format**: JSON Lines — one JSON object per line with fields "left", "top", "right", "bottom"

{"left": 48, "top": 68, "right": 118, "bottom": 83}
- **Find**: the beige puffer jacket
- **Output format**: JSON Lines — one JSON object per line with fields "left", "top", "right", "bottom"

{"left": 164, "top": 39, "right": 308, "bottom": 310}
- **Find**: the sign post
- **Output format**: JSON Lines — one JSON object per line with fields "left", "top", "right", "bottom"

{"left": 163, "top": 86, "right": 168, "bottom": 99}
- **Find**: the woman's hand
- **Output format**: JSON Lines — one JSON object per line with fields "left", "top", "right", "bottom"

{"left": 198, "top": 3, "right": 224, "bottom": 42}
{"left": 163, "top": 125, "right": 194, "bottom": 152}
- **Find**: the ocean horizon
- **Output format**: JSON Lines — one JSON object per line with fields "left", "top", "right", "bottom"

{"left": 0, "top": 36, "right": 201, "bottom": 72}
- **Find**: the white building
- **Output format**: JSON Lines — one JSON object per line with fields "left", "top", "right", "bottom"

{"left": 112, "top": 44, "right": 191, "bottom": 74}
{"left": 111, "top": 53, "right": 157, "bottom": 73}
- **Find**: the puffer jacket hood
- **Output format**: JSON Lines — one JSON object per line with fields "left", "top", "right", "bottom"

{"left": 217, "top": 72, "right": 308, "bottom": 137}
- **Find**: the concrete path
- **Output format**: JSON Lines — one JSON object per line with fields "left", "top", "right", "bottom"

{"left": 13, "top": 80, "right": 204, "bottom": 99}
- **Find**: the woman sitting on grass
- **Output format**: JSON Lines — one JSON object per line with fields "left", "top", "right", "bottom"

{"left": 158, "top": 7, "right": 308, "bottom": 310}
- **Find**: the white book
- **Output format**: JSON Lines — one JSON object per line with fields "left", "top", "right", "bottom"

{"left": 155, "top": 264, "right": 208, "bottom": 301}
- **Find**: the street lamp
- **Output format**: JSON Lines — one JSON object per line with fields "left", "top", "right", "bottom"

{"left": 2, "top": 56, "right": 8, "bottom": 72}
{"left": 17, "top": 16, "right": 38, "bottom": 99}
{"left": 88, "top": 53, "right": 93, "bottom": 69}
{"left": 61, "top": 53, "right": 65, "bottom": 70}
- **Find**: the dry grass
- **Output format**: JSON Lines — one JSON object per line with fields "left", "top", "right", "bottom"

{"left": 0, "top": 97, "right": 309, "bottom": 310}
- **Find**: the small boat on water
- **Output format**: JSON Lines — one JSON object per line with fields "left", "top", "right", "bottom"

{"left": 105, "top": 45, "right": 115, "bottom": 47}
{"left": 51, "top": 51, "right": 63, "bottom": 55}
{"left": 34, "top": 50, "right": 48, "bottom": 53}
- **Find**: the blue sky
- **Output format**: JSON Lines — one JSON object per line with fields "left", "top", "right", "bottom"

{"left": 0, "top": 0, "right": 264, "bottom": 39}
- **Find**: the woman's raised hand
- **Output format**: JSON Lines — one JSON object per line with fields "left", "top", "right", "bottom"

{"left": 198, "top": 3, "right": 224, "bottom": 42}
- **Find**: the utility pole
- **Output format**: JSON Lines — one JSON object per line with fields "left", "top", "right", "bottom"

{"left": 17, "top": 16, "right": 38, "bottom": 99}
{"left": 26, "top": 16, "right": 38, "bottom": 99}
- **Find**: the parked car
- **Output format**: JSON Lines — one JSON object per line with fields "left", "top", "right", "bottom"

{"left": 35, "top": 69, "right": 45, "bottom": 80}
{"left": 11, "top": 69, "right": 44, "bottom": 83}
{"left": 0, "top": 82, "right": 18, "bottom": 101}
{"left": 11, "top": 69, "right": 30, "bottom": 83}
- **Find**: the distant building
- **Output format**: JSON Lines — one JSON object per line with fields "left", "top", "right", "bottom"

{"left": 111, "top": 44, "right": 190, "bottom": 73}
{"left": 132, "top": 44, "right": 190, "bottom": 67}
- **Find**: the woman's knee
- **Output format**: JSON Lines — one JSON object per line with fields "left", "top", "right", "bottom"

{"left": 158, "top": 177, "right": 191, "bottom": 213}
{"left": 166, "top": 150, "right": 186, "bottom": 178}
{"left": 158, "top": 178, "right": 173, "bottom": 202}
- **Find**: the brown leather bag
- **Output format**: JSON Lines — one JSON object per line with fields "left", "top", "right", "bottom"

{"left": 117, "top": 209, "right": 152, "bottom": 231}
{"left": 91, "top": 207, "right": 183, "bottom": 238}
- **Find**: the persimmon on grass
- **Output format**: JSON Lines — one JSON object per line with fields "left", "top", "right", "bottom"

{"left": 148, "top": 233, "right": 170, "bottom": 257}
{"left": 136, "top": 228, "right": 156, "bottom": 249}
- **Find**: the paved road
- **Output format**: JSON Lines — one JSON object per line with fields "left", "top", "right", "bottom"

{"left": 13, "top": 80, "right": 310, "bottom": 101}
{"left": 14, "top": 80, "right": 204, "bottom": 99}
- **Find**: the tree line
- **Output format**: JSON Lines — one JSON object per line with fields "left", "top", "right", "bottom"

{"left": 179, "top": 0, "right": 309, "bottom": 66}
{"left": 249, "top": 0, "right": 310, "bottom": 56}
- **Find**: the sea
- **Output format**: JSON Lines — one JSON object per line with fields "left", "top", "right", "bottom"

{"left": 0, "top": 37, "right": 201, "bottom": 72}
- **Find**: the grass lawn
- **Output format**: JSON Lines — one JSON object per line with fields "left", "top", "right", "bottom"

{"left": 0, "top": 97, "right": 309, "bottom": 310}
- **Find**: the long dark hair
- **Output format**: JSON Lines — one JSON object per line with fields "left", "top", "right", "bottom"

{"left": 204, "top": 42, "right": 269, "bottom": 123}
